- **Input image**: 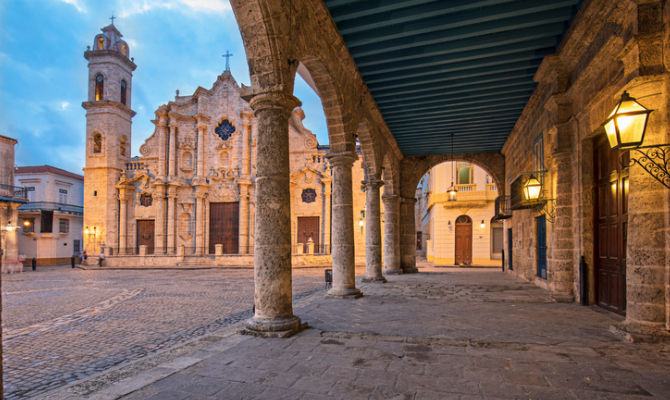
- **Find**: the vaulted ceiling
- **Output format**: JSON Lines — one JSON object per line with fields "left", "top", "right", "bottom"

{"left": 324, "top": 0, "right": 582, "bottom": 156}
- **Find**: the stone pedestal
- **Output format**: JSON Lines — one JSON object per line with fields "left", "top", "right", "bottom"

{"left": 362, "top": 179, "right": 386, "bottom": 283}
{"left": 138, "top": 245, "right": 147, "bottom": 257}
{"left": 215, "top": 244, "right": 223, "bottom": 256}
{"left": 326, "top": 151, "right": 363, "bottom": 298}
{"left": 382, "top": 194, "right": 402, "bottom": 274}
{"left": 166, "top": 187, "right": 177, "bottom": 254}
{"left": 243, "top": 92, "right": 306, "bottom": 338}
{"left": 400, "top": 196, "right": 418, "bottom": 273}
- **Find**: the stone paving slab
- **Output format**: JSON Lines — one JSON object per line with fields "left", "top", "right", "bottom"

{"left": 36, "top": 265, "right": 670, "bottom": 399}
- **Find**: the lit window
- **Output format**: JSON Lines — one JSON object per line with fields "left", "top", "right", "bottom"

{"left": 95, "top": 74, "right": 104, "bottom": 101}
{"left": 97, "top": 36, "right": 105, "bottom": 50}
{"left": 93, "top": 133, "right": 102, "bottom": 153}
{"left": 23, "top": 218, "right": 35, "bottom": 233}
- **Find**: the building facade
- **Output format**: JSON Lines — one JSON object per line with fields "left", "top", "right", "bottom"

{"left": 417, "top": 162, "right": 502, "bottom": 266}
{"left": 15, "top": 165, "right": 84, "bottom": 265}
{"left": 82, "top": 23, "right": 369, "bottom": 267}
{"left": 0, "top": 135, "right": 26, "bottom": 273}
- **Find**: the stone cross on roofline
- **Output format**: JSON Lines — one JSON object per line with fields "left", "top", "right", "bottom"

{"left": 222, "top": 50, "right": 233, "bottom": 71}
{"left": 110, "top": 14, "right": 116, "bottom": 25}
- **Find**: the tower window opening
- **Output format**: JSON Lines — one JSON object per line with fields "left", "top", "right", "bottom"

{"left": 95, "top": 74, "right": 104, "bottom": 101}
{"left": 121, "top": 44, "right": 128, "bottom": 56}
{"left": 97, "top": 36, "right": 104, "bottom": 50}
{"left": 120, "top": 136, "right": 127, "bottom": 156}
{"left": 120, "top": 79, "right": 127, "bottom": 105}
{"left": 93, "top": 133, "right": 102, "bottom": 153}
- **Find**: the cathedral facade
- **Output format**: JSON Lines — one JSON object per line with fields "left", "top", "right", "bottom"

{"left": 82, "top": 24, "right": 367, "bottom": 267}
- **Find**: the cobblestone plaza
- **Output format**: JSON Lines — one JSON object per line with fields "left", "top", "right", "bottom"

{"left": 3, "top": 264, "right": 670, "bottom": 399}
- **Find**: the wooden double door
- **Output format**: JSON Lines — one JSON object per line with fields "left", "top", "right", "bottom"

{"left": 136, "top": 220, "right": 154, "bottom": 254}
{"left": 454, "top": 215, "right": 472, "bottom": 265}
{"left": 209, "top": 202, "right": 239, "bottom": 254}
{"left": 594, "top": 137, "right": 628, "bottom": 314}
{"left": 297, "top": 216, "right": 319, "bottom": 253}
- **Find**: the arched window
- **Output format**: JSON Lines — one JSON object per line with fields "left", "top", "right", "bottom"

{"left": 95, "top": 74, "right": 104, "bottom": 101}
{"left": 121, "top": 44, "right": 128, "bottom": 56}
{"left": 120, "top": 136, "right": 127, "bottom": 156}
{"left": 93, "top": 133, "right": 102, "bottom": 153}
{"left": 97, "top": 36, "right": 105, "bottom": 50}
{"left": 120, "top": 80, "right": 127, "bottom": 105}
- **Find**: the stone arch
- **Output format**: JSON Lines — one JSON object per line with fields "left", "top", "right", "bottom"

{"left": 298, "top": 56, "right": 355, "bottom": 154}
{"left": 381, "top": 151, "right": 400, "bottom": 197}
{"left": 230, "top": 0, "right": 297, "bottom": 94}
{"left": 355, "top": 119, "right": 383, "bottom": 178}
{"left": 399, "top": 153, "right": 505, "bottom": 199}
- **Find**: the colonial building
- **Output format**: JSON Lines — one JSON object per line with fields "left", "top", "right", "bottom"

{"left": 82, "top": 23, "right": 368, "bottom": 267}
{"left": 417, "top": 162, "right": 502, "bottom": 266}
{"left": 0, "top": 135, "right": 26, "bottom": 273}
{"left": 15, "top": 165, "right": 84, "bottom": 265}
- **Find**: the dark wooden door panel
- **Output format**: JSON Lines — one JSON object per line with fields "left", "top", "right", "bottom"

{"left": 594, "top": 137, "right": 627, "bottom": 314}
{"left": 455, "top": 215, "right": 472, "bottom": 265}
{"left": 297, "top": 216, "right": 319, "bottom": 253}
{"left": 136, "top": 220, "right": 155, "bottom": 255}
{"left": 209, "top": 202, "right": 239, "bottom": 254}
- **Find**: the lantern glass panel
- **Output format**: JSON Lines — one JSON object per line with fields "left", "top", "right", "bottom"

{"left": 524, "top": 178, "right": 542, "bottom": 201}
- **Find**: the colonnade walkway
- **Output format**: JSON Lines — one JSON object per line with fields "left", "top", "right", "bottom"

{"left": 44, "top": 266, "right": 670, "bottom": 400}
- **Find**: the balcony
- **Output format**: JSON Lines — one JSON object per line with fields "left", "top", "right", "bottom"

{"left": 0, "top": 184, "right": 28, "bottom": 203}
{"left": 493, "top": 195, "right": 512, "bottom": 220}
{"left": 19, "top": 201, "right": 83, "bottom": 216}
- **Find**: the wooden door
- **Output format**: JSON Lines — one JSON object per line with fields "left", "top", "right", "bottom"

{"left": 454, "top": 215, "right": 472, "bottom": 265}
{"left": 297, "top": 216, "right": 319, "bottom": 253}
{"left": 536, "top": 215, "right": 547, "bottom": 279}
{"left": 209, "top": 202, "right": 239, "bottom": 254}
{"left": 136, "top": 220, "right": 155, "bottom": 255}
{"left": 594, "top": 137, "right": 628, "bottom": 314}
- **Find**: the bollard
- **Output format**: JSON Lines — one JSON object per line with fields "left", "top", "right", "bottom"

{"left": 32, "top": 257, "right": 36, "bottom": 271}
{"left": 324, "top": 268, "right": 332, "bottom": 289}
{"left": 71, "top": 256, "right": 75, "bottom": 268}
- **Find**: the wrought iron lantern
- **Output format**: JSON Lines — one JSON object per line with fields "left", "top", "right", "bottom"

{"left": 603, "top": 91, "right": 653, "bottom": 150}
{"left": 523, "top": 176, "right": 542, "bottom": 201}
{"left": 447, "top": 183, "right": 457, "bottom": 201}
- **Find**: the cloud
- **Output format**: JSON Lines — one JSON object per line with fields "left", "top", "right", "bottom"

{"left": 59, "top": 0, "right": 87, "bottom": 13}
{"left": 60, "top": 101, "right": 70, "bottom": 110}
{"left": 119, "top": 0, "right": 231, "bottom": 18}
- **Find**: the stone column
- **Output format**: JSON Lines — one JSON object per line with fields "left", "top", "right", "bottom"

{"left": 168, "top": 121, "right": 178, "bottom": 176}
{"left": 548, "top": 151, "right": 575, "bottom": 302}
{"left": 326, "top": 152, "right": 362, "bottom": 298}
{"left": 118, "top": 189, "right": 130, "bottom": 255}
{"left": 157, "top": 109, "right": 168, "bottom": 177}
{"left": 400, "top": 196, "right": 418, "bottom": 273}
{"left": 196, "top": 123, "right": 206, "bottom": 176}
{"left": 154, "top": 182, "right": 166, "bottom": 254}
{"left": 243, "top": 92, "right": 304, "bottom": 337}
{"left": 363, "top": 178, "right": 386, "bottom": 282}
{"left": 383, "top": 194, "right": 402, "bottom": 274}
{"left": 166, "top": 186, "right": 177, "bottom": 254}
{"left": 238, "top": 181, "right": 250, "bottom": 254}
{"left": 194, "top": 187, "right": 206, "bottom": 255}
{"left": 322, "top": 178, "right": 332, "bottom": 254}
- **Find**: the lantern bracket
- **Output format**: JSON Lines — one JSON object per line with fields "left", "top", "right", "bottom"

{"left": 531, "top": 197, "right": 556, "bottom": 224}
{"left": 619, "top": 144, "right": 670, "bottom": 189}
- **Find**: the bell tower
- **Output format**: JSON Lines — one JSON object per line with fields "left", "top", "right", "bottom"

{"left": 82, "top": 20, "right": 136, "bottom": 254}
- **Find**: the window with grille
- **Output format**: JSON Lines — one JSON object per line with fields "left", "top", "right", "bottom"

{"left": 58, "top": 188, "right": 68, "bottom": 204}
{"left": 59, "top": 219, "right": 69, "bottom": 233}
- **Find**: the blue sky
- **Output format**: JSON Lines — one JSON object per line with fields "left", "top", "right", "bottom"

{"left": 0, "top": 0, "right": 328, "bottom": 174}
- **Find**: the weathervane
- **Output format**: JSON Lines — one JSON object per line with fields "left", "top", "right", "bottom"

{"left": 222, "top": 50, "right": 233, "bottom": 71}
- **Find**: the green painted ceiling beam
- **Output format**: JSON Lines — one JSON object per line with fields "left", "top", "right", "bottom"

{"left": 378, "top": 88, "right": 535, "bottom": 112}
{"left": 373, "top": 77, "right": 536, "bottom": 101}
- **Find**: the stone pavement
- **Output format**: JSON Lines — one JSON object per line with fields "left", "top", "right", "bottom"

{"left": 2, "top": 266, "right": 328, "bottom": 399}
{"left": 35, "top": 265, "right": 670, "bottom": 399}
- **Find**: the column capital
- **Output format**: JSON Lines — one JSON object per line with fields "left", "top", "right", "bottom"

{"left": 400, "top": 196, "right": 417, "bottom": 204}
{"left": 363, "top": 179, "right": 384, "bottom": 189}
{"left": 326, "top": 151, "right": 357, "bottom": 168}
{"left": 249, "top": 92, "right": 301, "bottom": 116}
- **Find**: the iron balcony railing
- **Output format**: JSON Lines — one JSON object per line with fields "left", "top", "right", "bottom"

{"left": 493, "top": 195, "right": 512, "bottom": 220}
{"left": 18, "top": 201, "right": 84, "bottom": 215}
{"left": 0, "top": 184, "right": 27, "bottom": 200}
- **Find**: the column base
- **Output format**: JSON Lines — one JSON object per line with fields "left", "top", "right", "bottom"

{"left": 241, "top": 315, "right": 307, "bottom": 338}
{"left": 362, "top": 276, "right": 387, "bottom": 283}
{"left": 609, "top": 321, "right": 670, "bottom": 343}
{"left": 402, "top": 267, "right": 419, "bottom": 274}
{"left": 326, "top": 287, "right": 363, "bottom": 299}
{"left": 383, "top": 268, "right": 403, "bottom": 275}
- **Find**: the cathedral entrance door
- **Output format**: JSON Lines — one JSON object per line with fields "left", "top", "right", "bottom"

{"left": 209, "top": 202, "right": 239, "bottom": 254}
{"left": 594, "top": 137, "right": 628, "bottom": 314}
{"left": 136, "top": 220, "right": 155, "bottom": 255}
{"left": 454, "top": 215, "right": 472, "bottom": 265}
{"left": 297, "top": 216, "right": 319, "bottom": 254}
